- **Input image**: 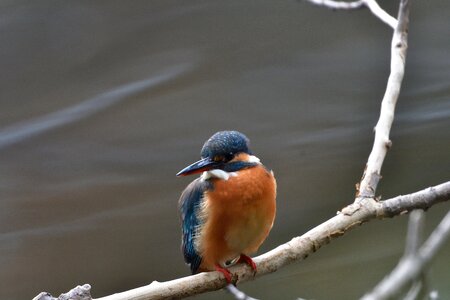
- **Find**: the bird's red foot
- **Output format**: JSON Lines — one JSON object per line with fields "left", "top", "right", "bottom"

{"left": 215, "top": 264, "right": 232, "bottom": 283}
{"left": 237, "top": 254, "right": 257, "bottom": 272}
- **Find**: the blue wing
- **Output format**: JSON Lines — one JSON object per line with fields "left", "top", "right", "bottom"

{"left": 178, "top": 178, "right": 210, "bottom": 274}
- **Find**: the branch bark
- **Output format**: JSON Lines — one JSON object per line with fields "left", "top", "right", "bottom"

{"left": 356, "top": 0, "right": 410, "bottom": 199}
{"left": 33, "top": 284, "right": 92, "bottom": 300}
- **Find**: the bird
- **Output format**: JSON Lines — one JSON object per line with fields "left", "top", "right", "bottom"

{"left": 177, "top": 130, "right": 277, "bottom": 283}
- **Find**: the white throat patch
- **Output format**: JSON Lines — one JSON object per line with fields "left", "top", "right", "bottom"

{"left": 247, "top": 155, "right": 261, "bottom": 163}
{"left": 201, "top": 169, "right": 237, "bottom": 181}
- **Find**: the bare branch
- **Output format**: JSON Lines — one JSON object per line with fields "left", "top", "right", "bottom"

{"left": 403, "top": 279, "right": 424, "bottom": 300}
{"left": 356, "top": 0, "right": 410, "bottom": 199}
{"left": 402, "top": 210, "right": 428, "bottom": 299}
{"left": 404, "top": 209, "right": 425, "bottom": 256}
{"left": 305, "top": 0, "right": 409, "bottom": 199}
{"left": 304, "top": 0, "right": 398, "bottom": 28}
{"left": 418, "top": 211, "right": 450, "bottom": 265}
{"left": 380, "top": 184, "right": 450, "bottom": 217}
{"left": 225, "top": 284, "right": 259, "bottom": 300}
{"left": 304, "top": 0, "right": 365, "bottom": 9}
{"left": 361, "top": 210, "right": 450, "bottom": 300}
{"left": 86, "top": 182, "right": 449, "bottom": 300}
{"left": 32, "top": 284, "right": 92, "bottom": 300}
{"left": 364, "top": 0, "right": 398, "bottom": 28}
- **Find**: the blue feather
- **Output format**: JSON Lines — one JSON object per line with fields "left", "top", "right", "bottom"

{"left": 222, "top": 161, "right": 258, "bottom": 172}
{"left": 179, "top": 178, "right": 211, "bottom": 273}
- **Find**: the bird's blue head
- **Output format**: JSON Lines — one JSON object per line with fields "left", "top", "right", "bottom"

{"left": 176, "top": 131, "right": 252, "bottom": 176}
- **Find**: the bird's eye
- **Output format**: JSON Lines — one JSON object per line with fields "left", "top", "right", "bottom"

{"left": 213, "top": 155, "right": 225, "bottom": 162}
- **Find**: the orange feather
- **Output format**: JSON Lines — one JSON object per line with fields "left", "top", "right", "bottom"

{"left": 197, "top": 163, "right": 276, "bottom": 271}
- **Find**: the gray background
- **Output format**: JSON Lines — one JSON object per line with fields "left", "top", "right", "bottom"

{"left": 0, "top": 1, "right": 449, "bottom": 299}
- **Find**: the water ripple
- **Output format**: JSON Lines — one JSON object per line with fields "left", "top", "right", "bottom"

{"left": 0, "top": 64, "right": 191, "bottom": 150}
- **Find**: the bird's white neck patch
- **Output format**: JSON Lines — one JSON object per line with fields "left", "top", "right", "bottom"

{"left": 247, "top": 155, "right": 261, "bottom": 163}
{"left": 201, "top": 169, "right": 237, "bottom": 181}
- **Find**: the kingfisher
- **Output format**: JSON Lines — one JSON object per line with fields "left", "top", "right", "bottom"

{"left": 177, "top": 130, "right": 277, "bottom": 283}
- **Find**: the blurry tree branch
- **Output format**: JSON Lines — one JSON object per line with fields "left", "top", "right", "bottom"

{"left": 225, "top": 284, "right": 258, "bottom": 300}
{"left": 33, "top": 0, "right": 450, "bottom": 299}
{"left": 304, "top": 0, "right": 398, "bottom": 28}
{"left": 404, "top": 210, "right": 425, "bottom": 257}
{"left": 362, "top": 210, "right": 450, "bottom": 300}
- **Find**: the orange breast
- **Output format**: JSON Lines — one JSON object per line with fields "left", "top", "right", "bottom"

{"left": 198, "top": 165, "right": 276, "bottom": 271}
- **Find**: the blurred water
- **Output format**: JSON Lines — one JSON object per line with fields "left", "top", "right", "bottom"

{"left": 0, "top": 1, "right": 449, "bottom": 299}
{"left": 0, "top": 65, "right": 191, "bottom": 149}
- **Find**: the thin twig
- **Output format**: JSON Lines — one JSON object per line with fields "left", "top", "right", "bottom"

{"left": 305, "top": 0, "right": 408, "bottom": 198}
{"left": 361, "top": 210, "right": 450, "bottom": 300}
{"left": 304, "top": 0, "right": 398, "bottom": 28}
{"left": 404, "top": 210, "right": 425, "bottom": 256}
{"left": 304, "top": 0, "right": 365, "bottom": 9}
{"left": 403, "top": 279, "right": 423, "bottom": 300}
{"left": 225, "top": 284, "right": 259, "bottom": 300}
{"left": 364, "top": 0, "right": 398, "bottom": 28}
{"left": 356, "top": 0, "right": 410, "bottom": 200}
{"left": 402, "top": 210, "right": 428, "bottom": 299}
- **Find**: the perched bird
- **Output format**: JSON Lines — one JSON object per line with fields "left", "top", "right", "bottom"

{"left": 177, "top": 130, "right": 277, "bottom": 283}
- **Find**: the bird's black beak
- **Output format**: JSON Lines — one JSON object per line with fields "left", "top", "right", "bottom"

{"left": 176, "top": 157, "right": 222, "bottom": 177}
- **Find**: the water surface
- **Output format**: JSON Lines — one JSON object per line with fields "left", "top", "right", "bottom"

{"left": 0, "top": 1, "right": 449, "bottom": 299}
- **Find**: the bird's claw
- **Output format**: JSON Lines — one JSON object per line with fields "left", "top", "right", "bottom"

{"left": 238, "top": 254, "right": 257, "bottom": 274}
{"left": 215, "top": 265, "right": 233, "bottom": 283}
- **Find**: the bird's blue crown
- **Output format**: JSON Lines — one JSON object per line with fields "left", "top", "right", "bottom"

{"left": 200, "top": 131, "right": 251, "bottom": 160}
